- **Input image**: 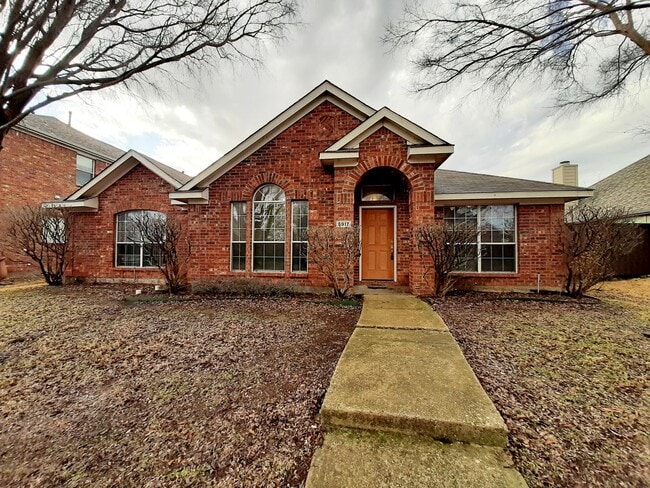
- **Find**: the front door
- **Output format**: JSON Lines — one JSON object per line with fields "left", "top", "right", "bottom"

{"left": 361, "top": 208, "right": 394, "bottom": 281}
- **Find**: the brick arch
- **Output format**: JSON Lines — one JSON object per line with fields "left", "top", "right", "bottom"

{"left": 242, "top": 171, "right": 295, "bottom": 200}
{"left": 344, "top": 161, "right": 422, "bottom": 193}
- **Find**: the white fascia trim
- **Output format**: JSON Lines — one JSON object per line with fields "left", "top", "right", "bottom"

{"left": 43, "top": 197, "right": 99, "bottom": 211}
{"left": 408, "top": 145, "right": 455, "bottom": 156}
{"left": 319, "top": 151, "right": 359, "bottom": 160}
{"left": 435, "top": 190, "right": 594, "bottom": 203}
{"left": 630, "top": 214, "right": 650, "bottom": 224}
{"left": 325, "top": 106, "right": 451, "bottom": 152}
{"left": 67, "top": 150, "right": 182, "bottom": 200}
{"left": 180, "top": 81, "right": 376, "bottom": 190}
{"left": 168, "top": 188, "right": 209, "bottom": 204}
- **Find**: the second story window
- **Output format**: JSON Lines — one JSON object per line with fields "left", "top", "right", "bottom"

{"left": 76, "top": 154, "right": 94, "bottom": 186}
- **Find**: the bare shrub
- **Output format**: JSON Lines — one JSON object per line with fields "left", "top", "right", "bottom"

{"left": 193, "top": 278, "right": 297, "bottom": 297}
{"left": 561, "top": 205, "right": 643, "bottom": 297}
{"left": 1, "top": 206, "right": 72, "bottom": 285}
{"left": 417, "top": 220, "right": 480, "bottom": 297}
{"left": 131, "top": 212, "right": 191, "bottom": 295}
{"left": 307, "top": 225, "right": 361, "bottom": 299}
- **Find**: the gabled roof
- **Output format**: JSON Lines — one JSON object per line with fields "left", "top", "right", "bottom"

{"left": 17, "top": 114, "right": 125, "bottom": 162}
{"left": 586, "top": 154, "right": 650, "bottom": 217}
{"left": 66, "top": 150, "right": 190, "bottom": 202}
{"left": 180, "top": 80, "right": 376, "bottom": 190}
{"left": 434, "top": 169, "right": 592, "bottom": 204}
{"left": 319, "top": 106, "right": 454, "bottom": 167}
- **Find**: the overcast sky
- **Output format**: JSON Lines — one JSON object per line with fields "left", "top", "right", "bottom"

{"left": 40, "top": 0, "right": 650, "bottom": 188}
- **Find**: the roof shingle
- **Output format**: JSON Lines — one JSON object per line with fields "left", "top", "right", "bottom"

{"left": 17, "top": 114, "right": 125, "bottom": 162}
{"left": 586, "top": 154, "right": 650, "bottom": 217}
{"left": 434, "top": 169, "right": 588, "bottom": 194}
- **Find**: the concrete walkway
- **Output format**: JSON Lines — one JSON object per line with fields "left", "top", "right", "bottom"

{"left": 306, "top": 292, "right": 527, "bottom": 487}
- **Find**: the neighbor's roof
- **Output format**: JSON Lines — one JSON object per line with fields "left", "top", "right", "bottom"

{"left": 16, "top": 114, "right": 125, "bottom": 162}
{"left": 434, "top": 169, "right": 592, "bottom": 204}
{"left": 586, "top": 154, "right": 650, "bottom": 217}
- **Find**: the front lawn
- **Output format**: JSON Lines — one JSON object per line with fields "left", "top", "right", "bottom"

{"left": 430, "top": 279, "right": 649, "bottom": 488}
{"left": 0, "top": 286, "right": 360, "bottom": 487}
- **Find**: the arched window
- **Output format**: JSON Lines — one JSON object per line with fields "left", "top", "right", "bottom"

{"left": 116, "top": 210, "right": 165, "bottom": 267}
{"left": 253, "top": 184, "right": 286, "bottom": 271}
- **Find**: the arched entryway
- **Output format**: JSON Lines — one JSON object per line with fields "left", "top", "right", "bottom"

{"left": 354, "top": 167, "right": 411, "bottom": 283}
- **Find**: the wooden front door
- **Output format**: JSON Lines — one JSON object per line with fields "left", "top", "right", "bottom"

{"left": 361, "top": 208, "right": 395, "bottom": 281}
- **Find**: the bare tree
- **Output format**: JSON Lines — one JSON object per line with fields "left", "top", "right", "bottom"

{"left": 417, "top": 220, "right": 480, "bottom": 297}
{"left": 385, "top": 1, "right": 650, "bottom": 107}
{"left": 307, "top": 225, "right": 361, "bottom": 299}
{"left": 561, "top": 205, "right": 642, "bottom": 297}
{"left": 1, "top": 206, "right": 72, "bottom": 285}
{"left": 131, "top": 212, "right": 191, "bottom": 294}
{"left": 0, "top": 0, "right": 297, "bottom": 149}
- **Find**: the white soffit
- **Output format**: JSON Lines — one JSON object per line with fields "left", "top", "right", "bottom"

{"left": 180, "top": 81, "right": 376, "bottom": 191}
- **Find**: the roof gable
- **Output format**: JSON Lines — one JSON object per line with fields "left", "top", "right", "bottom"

{"left": 179, "top": 81, "right": 375, "bottom": 190}
{"left": 319, "top": 106, "right": 454, "bottom": 167}
{"left": 67, "top": 150, "right": 190, "bottom": 201}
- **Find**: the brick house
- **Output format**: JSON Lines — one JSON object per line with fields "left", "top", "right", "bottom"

{"left": 1, "top": 114, "right": 124, "bottom": 272}
{"left": 53, "top": 82, "right": 592, "bottom": 294}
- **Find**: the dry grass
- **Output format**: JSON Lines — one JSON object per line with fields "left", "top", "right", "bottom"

{"left": 429, "top": 279, "right": 649, "bottom": 488}
{"left": 0, "top": 285, "right": 360, "bottom": 487}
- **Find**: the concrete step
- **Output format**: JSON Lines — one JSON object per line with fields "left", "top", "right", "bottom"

{"left": 320, "top": 327, "right": 508, "bottom": 447}
{"left": 306, "top": 429, "right": 527, "bottom": 488}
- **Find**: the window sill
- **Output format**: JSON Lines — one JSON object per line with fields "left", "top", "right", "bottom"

{"left": 451, "top": 271, "right": 518, "bottom": 276}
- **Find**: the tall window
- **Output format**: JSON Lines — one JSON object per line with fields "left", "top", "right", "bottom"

{"left": 76, "top": 155, "right": 94, "bottom": 186}
{"left": 231, "top": 202, "right": 247, "bottom": 271}
{"left": 443, "top": 205, "right": 516, "bottom": 273}
{"left": 115, "top": 210, "right": 165, "bottom": 267}
{"left": 253, "top": 184, "right": 286, "bottom": 272}
{"left": 291, "top": 201, "right": 308, "bottom": 272}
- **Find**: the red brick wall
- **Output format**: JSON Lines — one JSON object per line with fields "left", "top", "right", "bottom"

{"left": 0, "top": 129, "right": 111, "bottom": 272}
{"left": 68, "top": 165, "right": 185, "bottom": 282}
{"left": 185, "top": 101, "right": 363, "bottom": 287}
{"left": 436, "top": 204, "right": 566, "bottom": 291}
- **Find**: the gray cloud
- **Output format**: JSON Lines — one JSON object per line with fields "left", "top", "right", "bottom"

{"left": 41, "top": 0, "right": 650, "bottom": 186}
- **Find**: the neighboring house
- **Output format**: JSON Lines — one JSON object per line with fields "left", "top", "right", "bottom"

{"left": 51, "top": 81, "right": 592, "bottom": 294}
{"left": 582, "top": 154, "right": 650, "bottom": 276}
{"left": 0, "top": 114, "right": 125, "bottom": 271}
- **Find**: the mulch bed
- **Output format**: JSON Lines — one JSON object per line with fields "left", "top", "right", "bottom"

{"left": 0, "top": 285, "right": 360, "bottom": 487}
{"left": 428, "top": 290, "right": 649, "bottom": 488}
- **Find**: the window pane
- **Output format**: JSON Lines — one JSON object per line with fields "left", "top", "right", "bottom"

{"left": 455, "top": 244, "right": 478, "bottom": 272}
{"left": 253, "top": 184, "right": 285, "bottom": 202}
{"left": 253, "top": 243, "right": 284, "bottom": 271}
{"left": 292, "top": 243, "right": 308, "bottom": 272}
{"left": 481, "top": 244, "right": 516, "bottom": 272}
{"left": 143, "top": 244, "right": 163, "bottom": 267}
{"left": 76, "top": 155, "right": 94, "bottom": 186}
{"left": 480, "top": 205, "right": 515, "bottom": 244}
{"left": 116, "top": 243, "right": 141, "bottom": 267}
{"left": 231, "top": 242, "right": 246, "bottom": 271}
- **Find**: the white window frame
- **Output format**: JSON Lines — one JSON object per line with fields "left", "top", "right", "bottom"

{"left": 252, "top": 184, "right": 286, "bottom": 273}
{"left": 230, "top": 202, "right": 247, "bottom": 272}
{"left": 444, "top": 205, "right": 518, "bottom": 274}
{"left": 76, "top": 154, "right": 95, "bottom": 186}
{"left": 291, "top": 200, "right": 309, "bottom": 273}
{"left": 115, "top": 210, "right": 165, "bottom": 268}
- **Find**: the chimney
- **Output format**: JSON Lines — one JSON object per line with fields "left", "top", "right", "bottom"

{"left": 552, "top": 160, "right": 578, "bottom": 186}
{"left": 67, "top": 111, "right": 72, "bottom": 126}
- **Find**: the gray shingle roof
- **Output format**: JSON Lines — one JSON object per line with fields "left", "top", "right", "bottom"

{"left": 132, "top": 150, "right": 192, "bottom": 185}
{"left": 17, "top": 114, "right": 125, "bottom": 162}
{"left": 435, "top": 169, "right": 589, "bottom": 194}
{"left": 586, "top": 154, "right": 650, "bottom": 217}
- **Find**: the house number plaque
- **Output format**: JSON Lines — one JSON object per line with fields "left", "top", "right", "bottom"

{"left": 336, "top": 220, "right": 352, "bottom": 228}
